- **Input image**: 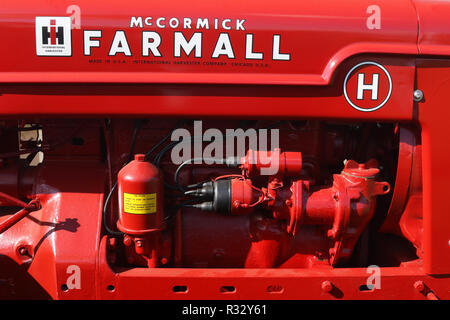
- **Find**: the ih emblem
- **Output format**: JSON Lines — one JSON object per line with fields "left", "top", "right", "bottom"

{"left": 35, "top": 17, "right": 72, "bottom": 56}
{"left": 343, "top": 61, "right": 392, "bottom": 112}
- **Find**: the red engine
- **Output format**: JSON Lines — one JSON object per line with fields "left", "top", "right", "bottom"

{"left": 0, "top": 119, "right": 427, "bottom": 298}
{"left": 0, "top": 0, "right": 449, "bottom": 301}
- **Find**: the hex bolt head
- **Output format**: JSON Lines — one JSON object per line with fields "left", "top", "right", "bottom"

{"left": 123, "top": 236, "right": 132, "bottom": 246}
{"left": 321, "top": 280, "right": 334, "bottom": 293}
{"left": 108, "top": 237, "right": 116, "bottom": 248}
{"left": 414, "top": 280, "right": 425, "bottom": 292}
{"left": 18, "top": 247, "right": 29, "bottom": 256}
{"left": 413, "top": 90, "right": 424, "bottom": 102}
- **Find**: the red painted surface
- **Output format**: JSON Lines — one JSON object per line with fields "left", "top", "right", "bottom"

{"left": 0, "top": 0, "right": 450, "bottom": 300}
{"left": 416, "top": 59, "right": 450, "bottom": 275}
{"left": 117, "top": 154, "right": 163, "bottom": 233}
{"left": 117, "top": 154, "right": 164, "bottom": 268}
{"left": 0, "top": 57, "right": 416, "bottom": 119}
{"left": 240, "top": 149, "right": 302, "bottom": 177}
{"left": 224, "top": 157, "right": 390, "bottom": 266}
{"left": 0, "top": 0, "right": 418, "bottom": 85}
{"left": 413, "top": 0, "right": 450, "bottom": 56}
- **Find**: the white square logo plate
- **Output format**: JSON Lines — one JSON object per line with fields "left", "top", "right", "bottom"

{"left": 35, "top": 17, "right": 72, "bottom": 56}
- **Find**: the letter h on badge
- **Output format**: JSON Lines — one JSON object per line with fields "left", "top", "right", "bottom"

{"left": 356, "top": 73, "right": 379, "bottom": 100}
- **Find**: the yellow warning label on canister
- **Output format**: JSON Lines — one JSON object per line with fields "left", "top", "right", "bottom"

{"left": 123, "top": 193, "right": 156, "bottom": 214}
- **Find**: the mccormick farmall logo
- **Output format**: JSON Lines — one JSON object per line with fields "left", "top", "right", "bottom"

{"left": 35, "top": 17, "right": 72, "bottom": 56}
{"left": 82, "top": 16, "right": 291, "bottom": 60}
{"left": 35, "top": 15, "right": 291, "bottom": 61}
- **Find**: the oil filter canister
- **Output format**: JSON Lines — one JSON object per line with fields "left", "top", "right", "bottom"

{"left": 117, "top": 154, "right": 164, "bottom": 235}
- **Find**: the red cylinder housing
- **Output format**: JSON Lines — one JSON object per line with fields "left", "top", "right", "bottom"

{"left": 117, "top": 154, "right": 163, "bottom": 235}
{"left": 240, "top": 148, "right": 302, "bottom": 177}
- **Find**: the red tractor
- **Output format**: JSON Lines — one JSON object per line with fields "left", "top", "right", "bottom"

{"left": 0, "top": 0, "right": 449, "bottom": 300}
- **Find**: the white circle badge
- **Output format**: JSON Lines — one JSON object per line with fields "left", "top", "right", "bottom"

{"left": 343, "top": 61, "right": 392, "bottom": 112}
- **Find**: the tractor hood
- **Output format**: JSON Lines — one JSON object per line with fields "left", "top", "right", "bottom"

{"left": 0, "top": 0, "right": 419, "bottom": 85}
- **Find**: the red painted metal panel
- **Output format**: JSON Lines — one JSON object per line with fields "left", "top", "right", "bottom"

{"left": 417, "top": 59, "right": 450, "bottom": 275}
{"left": 0, "top": 161, "right": 104, "bottom": 299}
{"left": 4, "top": 0, "right": 450, "bottom": 301}
{"left": 0, "top": 0, "right": 418, "bottom": 85}
{"left": 0, "top": 57, "right": 415, "bottom": 119}
{"left": 414, "top": 0, "right": 450, "bottom": 56}
{"left": 94, "top": 237, "right": 449, "bottom": 300}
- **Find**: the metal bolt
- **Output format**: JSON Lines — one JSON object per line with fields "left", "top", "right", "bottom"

{"left": 18, "top": 247, "right": 29, "bottom": 256}
{"left": 108, "top": 237, "right": 116, "bottom": 248}
{"left": 413, "top": 89, "right": 424, "bottom": 102}
{"left": 321, "top": 281, "right": 334, "bottom": 293}
{"left": 123, "top": 236, "right": 132, "bottom": 246}
{"left": 414, "top": 280, "right": 425, "bottom": 292}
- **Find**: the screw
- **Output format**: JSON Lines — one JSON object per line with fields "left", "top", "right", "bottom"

{"left": 413, "top": 89, "right": 424, "bottom": 102}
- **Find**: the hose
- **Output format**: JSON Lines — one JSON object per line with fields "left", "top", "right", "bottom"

{"left": 102, "top": 120, "right": 142, "bottom": 236}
